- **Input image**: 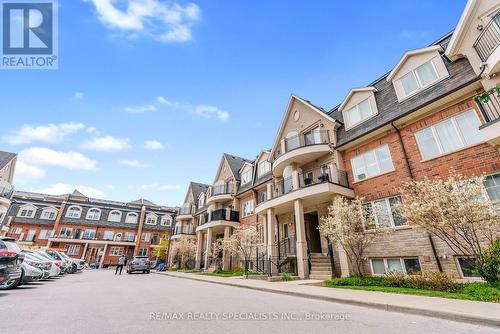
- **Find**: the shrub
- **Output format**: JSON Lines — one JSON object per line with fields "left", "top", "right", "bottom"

{"left": 478, "top": 239, "right": 500, "bottom": 285}
{"left": 280, "top": 273, "right": 293, "bottom": 281}
{"left": 232, "top": 265, "right": 244, "bottom": 273}
{"left": 422, "top": 271, "right": 458, "bottom": 291}
{"left": 326, "top": 276, "right": 389, "bottom": 287}
{"left": 461, "top": 283, "right": 500, "bottom": 302}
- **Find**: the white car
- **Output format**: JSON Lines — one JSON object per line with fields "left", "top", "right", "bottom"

{"left": 19, "top": 262, "right": 43, "bottom": 286}
{"left": 22, "top": 250, "right": 61, "bottom": 277}
{"left": 59, "top": 252, "right": 85, "bottom": 271}
{"left": 23, "top": 253, "right": 51, "bottom": 279}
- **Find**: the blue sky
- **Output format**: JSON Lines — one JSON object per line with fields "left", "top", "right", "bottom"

{"left": 1, "top": 0, "right": 467, "bottom": 206}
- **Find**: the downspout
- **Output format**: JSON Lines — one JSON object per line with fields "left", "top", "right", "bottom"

{"left": 391, "top": 122, "right": 443, "bottom": 272}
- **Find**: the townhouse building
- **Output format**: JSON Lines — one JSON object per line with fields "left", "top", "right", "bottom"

{"left": 0, "top": 150, "right": 17, "bottom": 236}
{"left": 3, "top": 190, "right": 177, "bottom": 267}
{"left": 183, "top": 0, "right": 500, "bottom": 280}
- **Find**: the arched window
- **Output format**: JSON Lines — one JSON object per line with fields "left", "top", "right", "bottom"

{"left": 125, "top": 212, "right": 138, "bottom": 224}
{"left": 145, "top": 213, "right": 158, "bottom": 225}
{"left": 40, "top": 207, "right": 58, "bottom": 220}
{"left": 86, "top": 208, "right": 101, "bottom": 220}
{"left": 66, "top": 206, "right": 82, "bottom": 219}
{"left": 108, "top": 210, "right": 122, "bottom": 222}
{"left": 198, "top": 193, "right": 205, "bottom": 207}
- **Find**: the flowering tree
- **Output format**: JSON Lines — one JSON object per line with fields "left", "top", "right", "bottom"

{"left": 170, "top": 238, "right": 196, "bottom": 270}
{"left": 319, "top": 197, "right": 382, "bottom": 276}
{"left": 218, "top": 226, "right": 260, "bottom": 277}
{"left": 398, "top": 173, "right": 500, "bottom": 283}
{"left": 152, "top": 238, "right": 169, "bottom": 261}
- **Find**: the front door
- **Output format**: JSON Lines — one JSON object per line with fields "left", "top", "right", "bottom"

{"left": 304, "top": 213, "right": 322, "bottom": 253}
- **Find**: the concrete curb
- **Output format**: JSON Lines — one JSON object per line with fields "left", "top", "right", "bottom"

{"left": 155, "top": 271, "right": 500, "bottom": 328}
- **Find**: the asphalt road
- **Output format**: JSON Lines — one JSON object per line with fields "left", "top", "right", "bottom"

{"left": 0, "top": 270, "right": 496, "bottom": 334}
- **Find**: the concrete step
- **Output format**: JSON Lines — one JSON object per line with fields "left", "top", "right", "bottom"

{"left": 309, "top": 270, "right": 332, "bottom": 276}
{"left": 310, "top": 265, "right": 332, "bottom": 270}
{"left": 309, "top": 275, "right": 332, "bottom": 280}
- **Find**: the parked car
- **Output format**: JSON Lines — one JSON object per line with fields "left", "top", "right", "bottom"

{"left": 18, "top": 262, "right": 43, "bottom": 286}
{"left": 127, "top": 256, "right": 151, "bottom": 274}
{"left": 45, "top": 250, "right": 74, "bottom": 273}
{"left": 22, "top": 250, "right": 61, "bottom": 277}
{"left": 58, "top": 251, "right": 85, "bottom": 271}
{"left": 0, "top": 237, "right": 24, "bottom": 290}
{"left": 40, "top": 250, "right": 69, "bottom": 274}
{"left": 22, "top": 252, "right": 52, "bottom": 279}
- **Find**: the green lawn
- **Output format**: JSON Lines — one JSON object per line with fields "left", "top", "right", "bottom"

{"left": 200, "top": 270, "right": 260, "bottom": 277}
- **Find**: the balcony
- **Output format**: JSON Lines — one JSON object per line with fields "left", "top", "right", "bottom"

{"left": 177, "top": 204, "right": 195, "bottom": 220}
{"left": 206, "top": 182, "right": 235, "bottom": 205}
{"left": 272, "top": 129, "right": 332, "bottom": 175}
{"left": 473, "top": 11, "right": 500, "bottom": 75}
{"left": 0, "top": 183, "right": 14, "bottom": 206}
{"left": 474, "top": 87, "right": 500, "bottom": 150}
{"left": 171, "top": 225, "right": 196, "bottom": 239}
{"left": 196, "top": 208, "right": 240, "bottom": 232}
{"left": 255, "top": 165, "right": 354, "bottom": 214}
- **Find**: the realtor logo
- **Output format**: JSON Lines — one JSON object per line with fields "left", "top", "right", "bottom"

{"left": 1, "top": 0, "right": 58, "bottom": 69}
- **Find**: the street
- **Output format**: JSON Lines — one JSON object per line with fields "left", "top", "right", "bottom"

{"left": 0, "top": 270, "right": 497, "bottom": 334}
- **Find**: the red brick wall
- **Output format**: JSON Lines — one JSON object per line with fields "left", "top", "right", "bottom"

{"left": 238, "top": 192, "right": 258, "bottom": 226}
{"left": 6, "top": 223, "right": 50, "bottom": 247}
{"left": 342, "top": 98, "right": 500, "bottom": 201}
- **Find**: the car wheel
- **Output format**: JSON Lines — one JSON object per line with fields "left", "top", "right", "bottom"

{"left": 0, "top": 278, "right": 21, "bottom": 290}
{"left": 72, "top": 264, "right": 77, "bottom": 273}
{"left": 146, "top": 270, "right": 150, "bottom": 274}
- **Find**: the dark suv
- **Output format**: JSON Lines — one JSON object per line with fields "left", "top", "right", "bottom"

{"left": 0, "top": 237, "right": 24, "bottom": 290}
{"left": 127, "top": 256, "right": 151, "bottom": 274}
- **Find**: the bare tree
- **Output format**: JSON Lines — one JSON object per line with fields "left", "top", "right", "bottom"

{"left": 398, "top": 172, "right": 500, "bottom": 282}
{"left": 170, "top": 238, "right": 196, "bottom": 270}
{"left": 319, "top": 197, "right": 382, "bottom": 276}
{"left": 217, "top": 226, "right": 260, "bottom": 277}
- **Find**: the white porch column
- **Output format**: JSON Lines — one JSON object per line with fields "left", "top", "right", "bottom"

{"left": 81, "top": 242, "right": 89, "bottom": 260}
{"left": 222, "top": 226, "right": 231, "bottom": 270}
{"left": 195, "top": 231, "right": 203, "bottom": 269}
{"left": 291, "top": 169, "right": 300, "bottom": 190}
{"left": 294, "top": 199, "right": 309, "bottom": 279}
{"left": 99, "top": 244, "right": 108, "bottom": 269}
{"left": 204, "top": 227, "right": 213, "bottom": 270}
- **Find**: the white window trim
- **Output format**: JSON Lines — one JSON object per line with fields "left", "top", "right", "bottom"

{"left": 370, "top": 257, "right": 421, "bottom": 276}
{"left": 242, "top": 200, "right": 254, "bottom": 217}
{"left": 82, "top": 229, "right": 96, "bottom": 239}
{"left": 351, "top": 144, "right": 395, "bottom": 182}
{"left": 124, "top": 232, "right": 135, "bottom": 242}
{"left": 109, "top": 246, "right": 124, "bottom": 256}
{"left": 160, "top": 216, "right": 172, "bottom": 226}
{"left": 414, "top": 109, "right": 482, "bottom": 161}
{"left": 125, "top": 212, "right": 139, "bottom": 224}
{"left": 241, "top": 170, "right": 252, "bottom": 185}
{"left": 344, "top": 98, "right": 376, "bottom": 130}
{"left": 138, "top": 248, "right": 148, "bottom": 256}
{"left": 141, "top": 233, "right": 151, "bottom": 242}
{"left": 363, "top": 196, "right": 407, "bottom": 229}
{"left": 65, "top": 244, "right": 80, "bottom": 256}
{"left": 257, "top": 160, "right": 271, "bottom": 177}
{"left": 145, "top": 213, "right": 158, "bottom": 225}
{"left": 399, "top": 58, "right": 440, "bottom": 99}
{"left": 38, "top": 229, "right": 52, "bottom": 240}
{"left": 66, "top": 205, "right": 83, "bottom": 219}
{"left": 86, "top": 208, "right": 101, "bottom": 220}
{"left": 103, "top": 231, "right": 114, "bottom": 240}
{"left": 40, "top": 207, "right": 58, "bottom": 220}
{"left": 454, "top": 256, "right": 483, "bottom": 280}
{"left": 17, "top": 205, "right": 36, "bottom": 218}
{"left": 108, "top": 210, "right": 122, "bottom": 222}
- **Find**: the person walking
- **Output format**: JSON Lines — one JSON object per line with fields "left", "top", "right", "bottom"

{"left": 115, "top": 255, "right": 126, "bottom": 275}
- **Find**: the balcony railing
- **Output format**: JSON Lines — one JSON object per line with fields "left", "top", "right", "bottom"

{"left": 209, "top": 182, "right": 235, "bottom": 197}
{"left": 174, "top": 225, "right": 195, "bottom": 235}
{"left": 473, "top": 11, "right": 500, "bottom": 62}
{"left": 278, "top": 235, "right": 296, "bottom": 259}
{"left": 0, "top": 185, "right": 14, "bottom": 199}
{"left": 474, "top": 86, "right": 500, "bottom": 124}
{"left": 201, "top": 208, "right": 240, "bottom": 225}
{"left": 260, "top": 165, "right": 350, "bottom": 205}
{"left": 274, "top": 129, "right": 330, "bottom": 160}
{"left": 179, "top": 205, "right": 194, "bottom": 216}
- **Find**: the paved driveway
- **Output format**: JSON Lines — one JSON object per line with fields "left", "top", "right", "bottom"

{"left": 0, "top": 270, "right": 496, "bottom": 334}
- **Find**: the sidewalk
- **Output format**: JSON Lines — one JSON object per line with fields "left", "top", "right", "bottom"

{"left": 156, "top": 271, "right": 500, "bottom": 328}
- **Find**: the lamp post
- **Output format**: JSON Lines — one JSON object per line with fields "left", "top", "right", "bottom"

{"left": 165, "top": 210, "right": 177, "bottom": 268}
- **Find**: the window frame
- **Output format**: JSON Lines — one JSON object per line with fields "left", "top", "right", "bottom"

{"left": 242, "top": 200, "right": 254, "bottom": 217}
{"left": 59, "top": 227, "right": 73, "bottom": 238}
{"left": 124, "top": 232, "right": 135, "bottom": 242}
{"left": 38, "top": 229, "right": 52, "bottom": 240}
{"left": 82, "top": 229, "right": 96, "bottom": 240}
{"left": 370, "top": 257, "right": 422, "bottom": 276}
{"left": 145, "top": 213, "right": 158, "bottom": 225}
{"left": 125, "top": 212, "right": 139, "bottom": 224}
{"left": 399, "top": 59, "right": 440, "bottom": 97}
{"left": 17, "top": 205, "right": 36, "bottom": 218}
{"left": 108, "top": 210, "right": 122, "bottom": 222}
{"left": 160, "top": 215, "right": 172, "bottom": 227}
{"left": 257, "top": 160, "right": 271, "bottom": 177}
{"left": 40, "top": 208, "right": 57, "bottom": 220}
{"left": 362, "top": 196, "right": 407, "bottom": 229}
{"left": 241, "top": 169, "right": 252, "bottom": 185}
{"left": 65, "top": 244, "right": 81, "bottom": 256}
{"left": 109, "top": 246, "right": 124, "bottom": 256}
{"left": 345, "top": 98, "right": 375, "bottom": 129}
{"left": 351, "top": 144, "right": 395, "bottom": 182}
{"left": 414, "top": 109, "right": 482, "bottom": 161}
{"left": 66, "top": 205, "right": 82, "bottom": 219}
{"left": 455, "top": 256, "right": 483, "bottom": 279}
{"left": 103, "top": 230, "right": 114, "bottom": 240}
{"left": 86, "top": 208, "right": 101, "bottom": 220}
{"left": 141, "top": 233, "right": 151, "bottom": 242}
{"left": 138, "top": 248, "right": 148, "bottom": 256}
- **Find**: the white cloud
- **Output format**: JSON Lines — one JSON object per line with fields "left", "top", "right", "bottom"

{"left": 4, "top": 122, "right": 85, "bottom": 145}
{"left": 124, "top": 104, "right": 157, "bottom": 113}
{"left": 195, "top": 105, "right": 229, "bottom": 121}
{"left": 156, "top": 96, "right": 177, "bottom": 106}
{"left": 19, "top": 147, "right": 98, "bottom": 170}
{"left": 82, "top": 136, "right": 131, "bottom": 151}
{"left": 32, "top": 183, "right": 105, "bottom": 198}
{"left": 73, "top": 91, "right": 85, "bottom": 99}
{"left": 118, "top": 159, "right": 151, "bottom": 168}
{"left": 88, "top": 0, "right": 201, "bottom": 42}
{"left": 145, "top": 140, "right": 164, "bottom": 150}
{"left": 14, "top": 161, "right": 46, "bottom": 180}
{"left": 140, "top": 183, "right": 180, "bottom": 191}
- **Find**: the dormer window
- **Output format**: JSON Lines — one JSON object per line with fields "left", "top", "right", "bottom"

{"left": 257, "top": 160, "right": 271, "bottom": 177}
{"left": 108, "top": 210, "right": 122, "bottom": 222}
{"left": 18, "top": 205, "right": 36, "bottom": 218}
{"left": 145, "top": 213, "right": 157, "bottom": 225}
{"left": 241, "top": 170, "right": 252, "bottom": 185}
{"left": 66, "top": 206, "right": 82, "bottom": 219}
{"left": 86, "top": 208, "right": 101, "bottom": 220}
{"left": 41, "top": 207, "right": 58, "bottom": 220}
{"left": 400, "top": 60, "right": 438, "bottom": 96}
{"left": 125, "top": 212, "right": 138, "bottom": 224}
{"left": 345, "top": 99, "right": 373, "bottom": 128}
{"left": 198, "top": 193, "right": 205, "bottom": 207}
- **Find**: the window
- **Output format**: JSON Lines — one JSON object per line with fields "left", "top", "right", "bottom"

{"left": 370, "top": 258, "right": 421, "bottom": 276}
{"left": 65, "top": 244, "right": 80, "bottom": 256}
{"left": 198, "top": 193, "right": 205, "bottom": 207}
{"left": 160, "top": 216, "right": 172, "bottom": 227}
{"left": 241, "top": 170, "right": 252, "bottom": 185}
{"left": 400, "top": 60, "right": 439, "bottom": 96}
{"left": 138, "top": 248, "right": 148, "bottom": 256}
{"left": 66, "top": 206, "right": 82, "bottom": 218}
{"left": 82, "top": 229, "right": 96, "bottom": 239}
{"left": 145, "top": 214, "right": 157, "bottom": 225}
{"left": 109, "top": 246, "right": 124, "bottom": 256}
{"left": 351, "top": 144, "right": 394, "bottom": 181}
{"left": 415, "top": 110, "right": 482, "bottom": 160}
{"left": 124, "top": 232, "right": 134, "bottom": 242}
{"left": 304, "top": 127, "right": 322, "bottom": 145}
{"left": 484, "top": 173, "right": 500, "bottom": 202}
{"left": 363, "top": 196, "right": 406, "bottom": 229}
{"left": 457, "top": 257, "right": 481, "bottom": 278}
{"left": 345, "top": 99, "right": 374, "bottom": 128}
{"left": 141, "top": 233, "right": 150, "bottom": 242}
{"left": 86, "top": 208, "right": 101, "bottom": 220}
{"left": 103, "top": 231, "right": 114, "bottom": 240}
{"left": 38, "top": 230, "right": 52, "bottom": 239}
{"left": 108, "top": 210, "right": 122, "bottom": 222}
{"left": 41, "top": 208, "right": 57, "bottom": 220}
{"left": 59, "top": 227, "right": 72, "bottom": 237}
{"left": 257, "top": 160, "right": 271, "bottom": 177}
{"left": 243, "top": 201, "right": 254, "bottom": 217}
{"left": 9, "top": 227, "right": 22, "bottom": 234}
{"left": 18, "top": 206, "right": 35, "bottom": 218}
{"left": 125, "top": 212, "right": 138, "bottom": 224}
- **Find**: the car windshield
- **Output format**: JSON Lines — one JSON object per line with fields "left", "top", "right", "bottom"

{"left": 46, "top": 251, "right": 61, "bottom": 260}
{"left": 3, "top": 240, "right": 21, "bottom": 253}
{"left": 36, "top": 252, "right": 55, "bottom": 261}
{"left": 58, "top": 252, "right": 70, "bottom": 259}
{"left": 134, "top": 257, "right": 148, "bottom": 261}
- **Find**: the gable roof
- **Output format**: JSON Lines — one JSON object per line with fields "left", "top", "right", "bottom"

{"left": 338, "top": 87, "right": 378, "bottom": 111}
{"left": 129, "top": 198, "right": 157, "bottom": 206}
{"left": 190, "top": 182, "right": 209, "bottom": 202}
{"left": 222, "top": 153, "right": 251, "bottom": 181}
{"left": 71, "top": 189, "right": 87, "bottom": 198}
{"left": 0, "top": 151, "right": 16, "bottom": 170}
{"left": 386, "top": 45, "right": 444, "bottom": 81}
